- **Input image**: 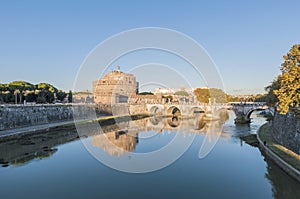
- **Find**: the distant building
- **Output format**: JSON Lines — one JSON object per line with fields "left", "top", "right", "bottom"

{"left": 128, "top": 94, "right": 162, "bottom": 104}
{"left": 73, "top": 90, "right": 94, "bottom": 103}
{"left": 93, "top": 67, "right": 138, "bottom": 104}
{"left": 154, "top": 87, "right": 195, "bottom": 104}
{"left": 154, "top": 88, "right": 175, "bottom": 96}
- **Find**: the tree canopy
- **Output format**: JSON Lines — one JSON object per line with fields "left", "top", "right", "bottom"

{"left": 36, "top": 83, "right": 58, "bottom": 93}
{"left": 274, "top": 44, "right": 300, "bottom": 114}
{"left": 8, "top": 81, "right": 35, "bottom": 91}
{"left": 0, "top": 81, "right": 65, "bottom": 104}
{"left": 255, "top": 77, "right": 280, "bottom": 106}
{"left": 138, "top": 91, "right": 154, "bottom": 95}
{"left": 174, "top": 91, "right": 189, "bottom": 96}
{"left": 0, "top": 83, "right": 8, "bottom": 92}
{"left": 194, "top": 88, "right": 227, "bottom": 103}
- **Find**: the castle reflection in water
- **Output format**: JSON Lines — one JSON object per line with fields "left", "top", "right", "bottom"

{"left": 0, "top": 112, "right": 229, "bottom": 166}
{"left": 91, "top": 112, "right": 230, "bottom": 156}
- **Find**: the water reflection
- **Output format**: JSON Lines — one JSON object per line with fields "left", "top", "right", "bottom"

{"left": 90, "top": 112, "right": 231, "bottom": 156}
{"left": 0, "top": 129, "right": 78, "bottom": 167}
{"left": 263, "top": 152, "right": 300, "bottom": 199}
{"left": 0, "top": 111, "right": 299, "bottom": 199}
{"left": 0, "top": 112, "right": 229, "bottom": 165}
{"left": 92, "top": 131, "right": 138, "bottom": 156}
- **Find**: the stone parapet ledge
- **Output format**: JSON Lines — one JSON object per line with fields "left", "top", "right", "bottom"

{"left": 257, "top": 124, "right": 300, "bottom": 183}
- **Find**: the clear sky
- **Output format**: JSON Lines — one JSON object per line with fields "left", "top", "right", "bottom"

{"left": 0, "top": 0, "right": 299, "bottom": 94}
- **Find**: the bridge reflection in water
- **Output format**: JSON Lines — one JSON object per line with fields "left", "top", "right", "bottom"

{"left": 91, "top": 111, "right": 230, "bottom": 156}
{"left": 0, "top": 112, "right": 299, "bottom": 199}
{"left": 0, "top": 112, "right": 229, "bottom": 165}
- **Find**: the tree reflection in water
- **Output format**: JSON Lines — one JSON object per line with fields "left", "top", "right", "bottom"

{"left": 0, "top": 129, "right": 78, "bottom": 167}
{"left": 91, "top": 111, "right": 230, "bottom": 156}
{"left": 0, "top": 111, "right": 299, "bottom": 199}
{"left": 263, "top": 152, "right": 300, "bottom": 199}
{"left": 0, "top": 112, "right": 230, "bottom": 165}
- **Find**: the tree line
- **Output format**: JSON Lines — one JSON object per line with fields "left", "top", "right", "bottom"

{"left": 0, "top": 81, "right": 73, "bottom": 104}
{"left": 255, "top": 44, "right": 300, "bottom": 114}
{"left": 193, "top": 88, "right": 263, "bottom": 103}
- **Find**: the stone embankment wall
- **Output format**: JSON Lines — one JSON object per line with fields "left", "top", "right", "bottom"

{"left": 0, "top": 104, "right": 150, "bottom": 131}
{"left": 272, "top": 111, "right": 300, "bottom": 155}
{"left": 95, "top": 104, "right": 148, "bottom": 116}
{"left": 129, "top": 104, "right": 148, "bottom": 115}
{"left": 0, "top": 104, "right": 95, "bottom": 131}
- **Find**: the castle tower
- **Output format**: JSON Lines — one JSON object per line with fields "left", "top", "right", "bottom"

{"left": 93, "top": 67, "right": 138, "bottom": 104}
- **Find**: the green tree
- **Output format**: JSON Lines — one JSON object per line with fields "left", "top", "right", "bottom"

{"left": 25, "top": 92, "right": 36, "bottom": 102}
{"left": 0, "top": 83, "right": 8, "bottom": 103}
{"left": 4, "top": 92, "right": 14, "bottom": 103}
{"left": 274, "top": 44, "right": 300, "bottom": 114}
{"left": 0, "top": 81, "right": 68, "bottom": 104}
{"left": 35, "top": 83, "right": 58, "bottom": 103}
{"left": 36, "top": 96, "right": 46, "bottom": 104}
{"left": 255, "top": 77, "right": 281, "bottom": 106}
{"left": 68, "top": 90, "right": 73, "bottom": 103}
{"left": 174, "top": 91, "right": 189, "bottom": 96}
{"left": 8, "top": 81, "right": 34, "bottom": 104}
{"left": 194, "top": 88, "right": 227, "bottom": 103}
{"left": 264, "top": 77, "right": 281, "bottom": 106}
{"left": 36, "top": 83, "right": 58, "bottom": 93}
{"left": 194, "top": 88, "right": 210, "bottom": 103}
{"left": 138, "top": 92, "right": 154, "bottom": 95}
{"left": 209, "top": 88, "right": 227, "bottom": 103}
{"left": 56, "top": 90, "right": 67, "bottom": 101}
{"left": 226, "top": 94, "right": 240, "bottom": 102}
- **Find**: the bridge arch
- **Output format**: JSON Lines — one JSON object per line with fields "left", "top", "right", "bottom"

{"left": 189, "top": 107, "right": 204, "bottom": 116}
{"left": 166, "top": 106, "right": 181, "bottom": 117}
{"left": 149, "top": 116, "right": 162, "bottom": 126}
{"left": 150, "top": 105, "right": 163, "bottom": 115}
{"left": 245, "top": 108, "right": 266, "bottom": 120}
{"left": 167, "top": 116, "right": 181, "bottom": 128}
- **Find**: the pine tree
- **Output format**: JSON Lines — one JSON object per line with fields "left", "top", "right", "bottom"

{"left": 68, "top": 90, "right": 73, "bottom": 103}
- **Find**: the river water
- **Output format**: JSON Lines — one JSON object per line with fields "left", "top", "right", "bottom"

{"left": 0, "top": 111, "right": 299, "bottom": 199}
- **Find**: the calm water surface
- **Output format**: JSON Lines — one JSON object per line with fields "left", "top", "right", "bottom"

{"left": 0, "top": 112, "right": 299, "bottom": 199}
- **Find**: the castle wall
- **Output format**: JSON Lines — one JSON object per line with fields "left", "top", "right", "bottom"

{"left": 93, "top": 70, "right": 138, "bottom": 104}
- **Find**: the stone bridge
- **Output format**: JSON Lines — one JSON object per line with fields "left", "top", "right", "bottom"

{"left": 129, "top": 102, "right": 268, "bottom": 124}
{"left": 229, "top": 102, "right": 268, "bottom": 123}
{"left": 145, "top": 103, "right": 229, "bottom": 117}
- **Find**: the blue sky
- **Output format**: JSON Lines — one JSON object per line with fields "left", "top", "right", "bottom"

{"left": 0, "top": 0, "right": 299, "bottom": 94}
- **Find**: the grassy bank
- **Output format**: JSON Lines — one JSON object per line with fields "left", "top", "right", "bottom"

{"left": 258, "top": 123, "right": 300, "bottom": 171}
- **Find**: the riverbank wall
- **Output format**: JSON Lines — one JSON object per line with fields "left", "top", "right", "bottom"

{"left": 0, "top": 104, "right": 149, "bottom": 131}
{"left": 272, "top": 111, "right": 300, "bottom": 155}
{"left": 257, "top": 124, "right": 300, "bottom": 183}
{"left": 0, "top": 104, "right": 95, "bottom": 131}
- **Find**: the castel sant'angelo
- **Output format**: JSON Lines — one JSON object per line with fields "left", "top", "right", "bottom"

{"left": 93, "top": 67, "right": 139, "bottom": 104}
{"left": 93, "top": 67, "right": 194, "bottom": 105}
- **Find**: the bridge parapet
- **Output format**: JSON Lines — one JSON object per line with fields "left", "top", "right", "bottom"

{"left": 129, "top": 102, "right": 268, "bottom": 124}
{"left": 144, "top": 103, "right": 229, "bottom": 118}
{"left": 229, "top": 102, "right": 268, "bottom": 124}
